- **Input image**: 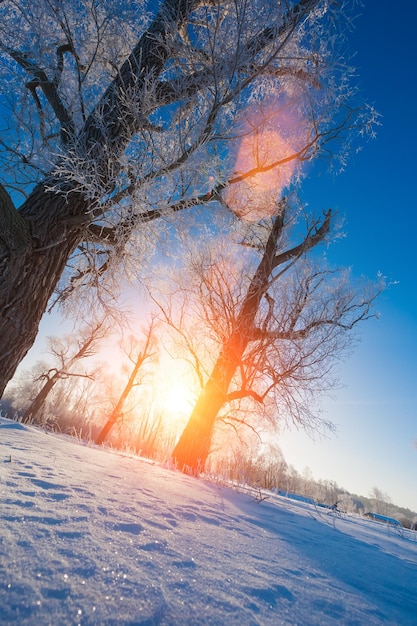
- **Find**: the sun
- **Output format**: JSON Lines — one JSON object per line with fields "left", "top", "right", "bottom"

{"left": 152, "top": 352, "right": 197, "bottom": 424}
{"left": 162, "top": 380, "right": 194, "bottom": 418}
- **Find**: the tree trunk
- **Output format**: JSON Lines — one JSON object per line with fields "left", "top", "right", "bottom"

{"left": 172, "top": 210, "right": 333, "bottom": 473}
{"left": 0, "top": 0, "right": 197, "bottom": 399}
{"left": 172, "top": 218, "right": 281, "bottom": 471}
{"left": 0, "top": 181, "right": 89, "bottom": 398}
{"left": 95, "top": 411, "right": 120, "bottom": 446}
{"left": 95, "top": 345, "right": 152, "bottom": 445}
{"left": 172, "top": 348, "right": 241, "bottom": 472}
{"left": 0, "top": 0, "right": 327, "bottom": 402}
{"left": 172, "top": 213, "right": 286, "bottom": 472}
{"left": 21, "top": 372, "right": 60, "bottom": 424}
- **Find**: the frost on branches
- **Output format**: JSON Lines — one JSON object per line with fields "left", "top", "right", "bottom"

{"left": 0, "top": 0, "right": 378, "bottom": 396}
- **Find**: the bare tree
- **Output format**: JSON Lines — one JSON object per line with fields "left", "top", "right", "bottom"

{"left": 369, "top": 486, "right": 393, "bottom": 516}
{"left": 153, "top": 201, "right": 382, "bottom": 472}
{"left": 96, "top": 321, "right": 156, "bottom": 445}
{"left": 20, "top": 320, "right": 106, "bottom": 424}
{"left": 0, "top": 0, "right": 378, "bottom": 397}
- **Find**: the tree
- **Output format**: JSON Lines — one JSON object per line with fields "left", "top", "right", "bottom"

{"left": 95, "top": 321, "right": 156, "bottom": 445}
{"left": 369, "top": 486, "right": 393, "bottom": 516}
{"left": 20, "top": 320, "right": 106, "bottom": 424}
{"left": 0, "top": 0, "right": 377, "bottom": 397}
{"left": 154, "top": 202, "right": 382, "bottom": 472}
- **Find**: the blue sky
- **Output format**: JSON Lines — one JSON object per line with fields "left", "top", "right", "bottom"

{"left": 6, "top": 1, "right": 416, "bottom": 511}
{"left": 280, "top": 0, "right": 417, "bottom": 511}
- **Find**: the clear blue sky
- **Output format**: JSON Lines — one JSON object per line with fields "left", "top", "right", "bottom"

{"left": 280, "top": 0, "right": 417, "bottom": 511}
{"left": 8, "top": 1, "right": 417, "bottom": 512}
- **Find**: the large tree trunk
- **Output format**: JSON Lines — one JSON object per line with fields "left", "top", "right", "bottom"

{"left": 172, "top": 348, "right": 242, "bottom": 472}
{"left": 0, "top": 0, "right": 331, "bottom": 402}
{"left": 0, "top": 181, "right": 88, "bottom": 398}
{"left": 0, "top": 0, "right": 197, "bottom": 399}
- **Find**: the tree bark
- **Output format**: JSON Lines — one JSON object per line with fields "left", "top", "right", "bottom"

{"left": 0, "top": 181, "right": 89, "bottom": 398}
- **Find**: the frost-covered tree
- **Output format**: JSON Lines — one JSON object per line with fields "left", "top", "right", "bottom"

{"left": 4, "top": 320, "right": 105, "bottom": 429}
{"left": 96, "top": 320, "right": 156, "bottom": 445}
{"left": 21, "top": 320, "right": 106, "bottom": 423}
{"left": 369, "top": 486, "right": 393, "bottom": 516}
{"left": 154, "top": 203, "right": 382, "bottom": 472}
{"left": 0, "top": 0, "right": 377, "bottom": 397}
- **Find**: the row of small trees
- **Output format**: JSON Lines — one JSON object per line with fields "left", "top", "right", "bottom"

{"left": 3, "top": 320, "right": 158, "bottom": 445}
{"left": 209, "top": 451, "right": 417, "bottom": 525}
{"left": 5, "top": 322, "right": 416, "bottom": 525}
{"left": 6, "top": 358, "right": 416, "bottom": 524}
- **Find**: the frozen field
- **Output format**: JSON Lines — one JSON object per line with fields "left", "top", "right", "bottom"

{"left": 1, "top": 417, "right": 416, "bottom": 625}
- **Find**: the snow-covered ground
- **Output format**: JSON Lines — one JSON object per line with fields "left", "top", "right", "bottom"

{"left": 1, "top": 417, "right": 416, "bottom": 625}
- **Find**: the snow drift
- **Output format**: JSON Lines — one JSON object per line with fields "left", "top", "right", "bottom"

{"left": 1, "top": 417, "right": 416, "bottom": 625}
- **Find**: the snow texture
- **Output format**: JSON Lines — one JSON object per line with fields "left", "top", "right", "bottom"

{"left": 1, "top": 417, "right": 416, "bottom": 625}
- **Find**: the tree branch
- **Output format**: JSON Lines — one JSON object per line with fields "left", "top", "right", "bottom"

{"left": 219, "top": 414, "right": 262, "bottom": 440}
{"left": 78, "top": 0, "right": 201, "bottom": 163}
{"left": 2, "top": 45, "right": 75, "bottom": 143}
{"left": 272, "top": 210, "right": 332, "bottom": 270}
{"left": 154, "top": 0, "right": 321, "bottom": 111}
{"left": 225, "top": 389, "right": 264, "bottom": 404}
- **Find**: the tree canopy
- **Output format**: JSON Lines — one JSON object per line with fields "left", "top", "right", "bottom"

{"left": 0, "top": 0, "right": 377, "bottom": 397}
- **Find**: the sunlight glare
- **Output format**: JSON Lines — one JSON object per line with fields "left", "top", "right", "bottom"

{"left": 225, "top": 101, "right": 305, "bottom": 220}
{"left": 163, "top": 381, "right": 194, "bottom": 417}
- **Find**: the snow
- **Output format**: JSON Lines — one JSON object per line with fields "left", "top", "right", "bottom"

{"left": 1, "top": 417, "right": 416, "bottom": 625}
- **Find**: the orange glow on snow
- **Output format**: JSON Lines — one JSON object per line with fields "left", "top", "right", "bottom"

{"left": 225, "top": 102, "right": 305, "bottom": 220}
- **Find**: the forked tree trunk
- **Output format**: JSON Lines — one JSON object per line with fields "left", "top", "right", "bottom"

{"left": 172, "top": 210, "right": 331, "bottom": 473}
{"left": 172, "top": 216, "right": 285, "bottom": 472}
{"left": 21, "top": 372, "right": 60, "bottom": 424}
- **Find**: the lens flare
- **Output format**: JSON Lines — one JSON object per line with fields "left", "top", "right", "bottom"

{"left": 225, "top": 101, "right": 305, "bottom": 220}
